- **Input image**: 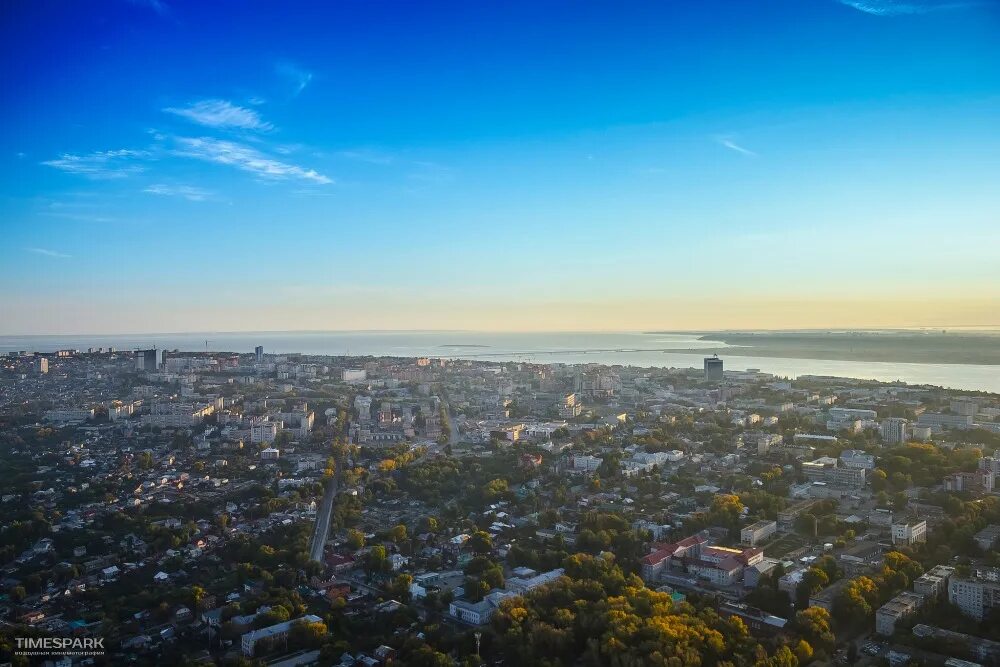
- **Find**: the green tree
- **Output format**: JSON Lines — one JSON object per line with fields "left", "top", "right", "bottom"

{"left": 389, "top": 524, "right": 408, "bottom": 543}
{"left": 468, "top": 531, "right": 493, "bottom": 555}
{"left": 794, "top": 606, "right": 835, "bottom": 654}
{"left": 364, "top": 545, "right": 389, "bottom": 579}
{"left": 346, "top": 528, "right": 365, "bottom": 549}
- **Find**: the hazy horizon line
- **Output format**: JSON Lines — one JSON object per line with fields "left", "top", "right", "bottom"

{"left": 3, "top": 325, "right": 1000, "bottom": 339}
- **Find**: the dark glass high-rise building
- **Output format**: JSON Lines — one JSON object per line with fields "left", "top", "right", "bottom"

{"left": 704, "top": 355, "right": 724, "bottom": 382}
{"left": 136, "top": 348, "right": 158, "bottom": 371}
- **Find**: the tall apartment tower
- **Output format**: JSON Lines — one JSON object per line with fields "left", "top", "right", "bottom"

{"left": 880, "top": 418, "right": 909, "bottom": 444}
{"left": 704, "top": 355, "right": 724, "bottom": 382}
{"left": 255, "top": 345, "right": 264, "bottom": 363}
{"left": 35, "top": 357, "right": 49, "bottom": 374}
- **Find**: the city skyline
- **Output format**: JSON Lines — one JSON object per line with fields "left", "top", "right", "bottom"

{"left": 2, "top": 0, "right": 999, "bottom": 334}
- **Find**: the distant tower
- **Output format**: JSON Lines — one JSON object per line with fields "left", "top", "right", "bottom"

{"left": 135, "top": 349, "right": 159, "bottom": 372}
{"left": 704, "top": 355, "right": 724, "bottom": 382}
{"left": 255, "top": 345, "right": 264, "bottom": 363}
{"left": 35, "top": 357, "right": 49, "bottom": 374}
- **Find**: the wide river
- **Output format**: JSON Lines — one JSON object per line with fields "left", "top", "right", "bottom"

{"left": 2, "top": 331, "right": 998, "bottom": 393}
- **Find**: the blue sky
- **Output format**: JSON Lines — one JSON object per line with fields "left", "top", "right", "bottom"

{"left": 2, "top": 0, "right": 999, "bottom": 333}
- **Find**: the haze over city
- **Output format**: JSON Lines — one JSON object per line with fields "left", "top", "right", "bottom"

{"left": 6, "top": 3, "right": 1000, "bottom": 667}
{"left": 2, "top": 0, "right": 999, "bottom": 334}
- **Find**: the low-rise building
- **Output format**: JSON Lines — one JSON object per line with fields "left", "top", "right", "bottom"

{"left": 505, "top": 568, "right": 564, "bottom": 595}
{"left": 808, "top": 578, "right": 854, "bottom": 613}
{"left": 241, "top": 614, "right": 323, "bottom": 656}
{"left": 973, "top": 525, "right": 1000, "bottom": 551}
{"left": 448, "top": 590, "right": 514, "bottom": 625}
{"left": 839, "top": 449, "right": 876, "bottom": 470}
{"left": 640, "top": 533, "right": 708, "bottom": 583}
{"left": 777, "top": 499, "right": 819, "bottom": 529}
{"left": 912, "top": 624, "right": 1000, "bottom": 665}
{"left": 802, "top": 457, "right": 866, "bottom": 488}
{"left": 945, "top": 471, "right": 995, "bottom": 493}
{"left": 740, "top": 520, "right": 777, "bottom": 547}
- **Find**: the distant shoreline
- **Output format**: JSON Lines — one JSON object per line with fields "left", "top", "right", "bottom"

{"left": 646, "top": 330, "right": 1000, "bottom": 366}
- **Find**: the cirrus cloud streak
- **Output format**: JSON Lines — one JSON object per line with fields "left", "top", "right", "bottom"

{"left": 172, "top": 137, "right": 332, "bottom": 184}
{"left": 164, "top": 99, "right": 273, "bottom": 131}
{"left": 42, "top": 149, "right": 148, "bottom": 179}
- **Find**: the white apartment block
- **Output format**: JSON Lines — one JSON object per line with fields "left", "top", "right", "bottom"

{"left": 949, "top": 568, "right": 1000, "bottom": 621}
{"left": 342, "top": 369, "right": 367, "bottom": 382}
{"left": 572, "top": 455, "right": 602, "bottom": 472}
{"left": 891, "top": 520, "right": 927, "bottom": 546}
{"left": 277, "top": 410, "right": 314, "bottom": 438}
{"left": 914, "top": 565, "right": 955, "bottom": 600}
{"left": 559, "top": 393, "right": 582, "bottom": 418}
{"left": 44, "top": 408, "right": 95, "bottom": 424}
{"left": 829, "top": 407, "right": 878, "bottom": 422}
{"left": 916, "top": 413, "right": 974, "bottom": 432}
{"left": 251, "top": 421, "right": 280, "bottom": 444}
{"left": 354, "top": 396, "right": 372, "bottom": 422}
{"left": 950, "top": 400, "right": 979, "bottom": 416}
{"left": 142, "top": 401, "right": 216, "bottom": 428}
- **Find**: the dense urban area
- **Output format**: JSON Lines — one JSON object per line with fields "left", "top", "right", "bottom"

{"left": 2, "top": 346, "right": 1000, "bottom": 667}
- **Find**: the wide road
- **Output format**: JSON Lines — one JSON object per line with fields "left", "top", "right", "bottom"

{"left": 309, "top": 472, "right": 339, "bottom": 562}
{"left": 445, "top": 401, "right": 460, "bottom": 445}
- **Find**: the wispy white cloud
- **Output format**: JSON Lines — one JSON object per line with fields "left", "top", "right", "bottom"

{"left": 42, "top": 149, "right": 148, "bottom": 179}
{"left": 164, "top": 99, "right": 273, "bottom": 131}
{"left": 714, "top": 135, "right": 757, "bottom": 157}
{"left": 27, "top": 247, "right": 72, "bottom": 259}
{"left": 143, "top": 183, "right": 214, "bottom": 201}
{"left": 836, "top": 0, "right": 979, "bottom": 15}
{"left": 172, "top": 137, "right": 332, "bottom": 184}
{"left": 276, "top": 61, "right": 313, "bottom": 97}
